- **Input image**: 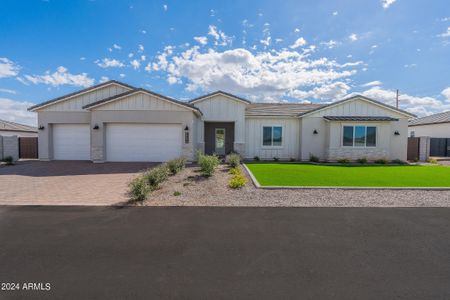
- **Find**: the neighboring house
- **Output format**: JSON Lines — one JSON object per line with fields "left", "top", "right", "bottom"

{"left": 408, "top": 111, "right": 450, "bottom": 138}
{"left": 28, "top": 80, "right": 414, "bottom": 162}
{"left": 0, "top": 119, "right": 38, "bottom": 137}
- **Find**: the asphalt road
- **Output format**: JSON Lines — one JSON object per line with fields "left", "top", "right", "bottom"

{"left": 0, "top": 206, "right": 449, "bottom": 300}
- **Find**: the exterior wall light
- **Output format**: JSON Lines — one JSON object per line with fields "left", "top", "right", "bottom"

{"left": 38, "top": 125, "right": 45, "bottom": 130}
{"left": 313, "top": 129, "right": 318, "bottom": 135}
{"left": 93, "top": 124, "right": 99, "bottom": 130}
{"left": 394, "top": 131, "right": 400, "bottom": 135}
{"left": 184, "top": 125, "right": 190, "bottom": 144}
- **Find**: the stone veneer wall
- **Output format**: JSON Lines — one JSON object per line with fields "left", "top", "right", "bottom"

{"left": 326, "top": 147, "right": 389, "bottom": 161}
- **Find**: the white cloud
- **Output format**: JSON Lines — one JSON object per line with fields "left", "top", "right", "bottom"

{"left": 0, "top": 98, "right": 37, "bottom": 126}
{"left": 99, "top": 76, "right": 109, "bottom": 83}
{"left": 275, "top": 38, "right": 283, "bottom": 43}
{"left": 442, "top": 87, "right": 450, "bottom": 101}
{"left": 260, "top": 36, "right": 271, "bottom": 47}
{"left": 95, "top": 58, "right": 125, "bottom": 68}
{"left": 294, "top": 28, "right": 300, "bottom": 33}
{"left": 23, "top": 66, "right": 94, "bottom": 87}
{"left": 208, "top": 25, "right": 232, "bottom": 46}
{"left": 439, "top": 26, "right": 450, "bottom": 37}
{"left": 80, "top": 57, "right": 86, "bottom": 61}
{"left": 404, "top": 63, "right": 417, "bottom": 68}
{"left": 163, "top": 4, "right": 168, "bottom": 11}
{"left": 154, "top": 46, "right": 359, "bottom": 101}
{"left": 0, "top": 57, "right": 20, "bottom": 78}
{"left": 0, "top": 88, "right": 17, "bottom": 94}
{"left": 332, "top": 11, "right": 338, "bottom": 16}
{"left": 112, "top": 43, "right": 121, "bottom": 50}
{"left": 141, "top": 55, "right": 146, "bottom": 61}
{"left": 290, "top": 82, "right": 351, "bottom": 100}
{"left": 119, "top": 73, "right": 126, "bottom": 78}
{"left": 361, "top": 80, "right": 382, "bottom": 87}
{"left": 194, "top": 36, "right": 208, "bottom": 45}
{"left": 289, "top": 37, "right": 307, "bottom": 49}
{"left": 381, "top": 0, "right": 396, "bottom": 9}
{"left": 141, "top": 29, "right": 147, "bottom": 34}
{"left": 130, "top": 59, "right": 141, "bottom": 70}
{"left": 321, "top": 40, "right": 339, "bottom": 49}
{"left": 138, "top": 44, "right": 145, "bottom": 53}
{"left": 349, "top": 33, "right": 358, "bottom": 41}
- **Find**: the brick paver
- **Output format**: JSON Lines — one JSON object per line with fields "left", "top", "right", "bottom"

{"left": 0, "top": 161, "right": 156, "bottom": 205}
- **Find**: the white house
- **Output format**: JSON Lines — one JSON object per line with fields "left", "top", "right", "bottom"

{"left": 408, "top": 111, "right": 450, "bottom": 138}
{"left": 28, "top": 80, "right": 414, "bottom": 162}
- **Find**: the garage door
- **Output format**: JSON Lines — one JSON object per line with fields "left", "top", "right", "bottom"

{"left": 106, "top": 124, "right": 182, "bottom": 162}
{"left": 53, "top": 124, "right": 90, "bottom": 160}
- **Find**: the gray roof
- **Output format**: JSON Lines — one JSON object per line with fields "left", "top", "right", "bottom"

{"left": 323, "top": 116, "right": 399, "bottom": 121}
{"left": 190, "top": 90, "right": 251, "bottom": 104}
{"left": 0, "top": 119, "right": 37, "bottom": 132}
{"left": 246, "top": 103, "right": 324, "bottom": 117}
{"left": 408, "top": 111, "right": 450, "bottom": 126}
{"left": 28, "top": 80, "right": 135, "bottom": 111}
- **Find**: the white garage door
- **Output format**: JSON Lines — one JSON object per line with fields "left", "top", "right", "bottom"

{"left": 106, "top": 124, "right": 182, "bottom": 162}
{"left": 53, "top": 124, "right": 90, "bottom": 160}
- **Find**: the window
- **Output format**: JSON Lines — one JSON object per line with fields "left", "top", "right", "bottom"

{"left": 342, "top": 126, "right": 376, "bottom": 147}
{"left": 184, "top": 131, "right": 189, "bottom": 144}
{"left": 262, "top": 126, "right": 283, "bottom": 146}
{"left": 410, "top": 131, "right": 415, "bottom": 138}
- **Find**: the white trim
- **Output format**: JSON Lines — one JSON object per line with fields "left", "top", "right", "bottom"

{"left": 261, "top": 125, "right": 284, "bottom": 148}
{"left": 190, "top": 92, "right": 250, "bottom": 105}
{"left": 30, "top": 82, "right": 133, "bottom": 112}
{"left": 85, "top": 90, "right": 201, "bottom": 115}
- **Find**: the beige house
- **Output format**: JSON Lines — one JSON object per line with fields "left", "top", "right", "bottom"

{"left": 0, "top": 119, "right": 37, "bottom": 137}
{"left": 29, "top": 80, "right": 414, "bottom": 162}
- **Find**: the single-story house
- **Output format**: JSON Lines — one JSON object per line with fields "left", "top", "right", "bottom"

{"left": 0, "top": 119, "right": 38, "bottom": 137}
{"left": 408, "top": 111, "right": 450, "bottom": 138}
{"left": 28, "top": 80, "right": 414, "bottom": 162}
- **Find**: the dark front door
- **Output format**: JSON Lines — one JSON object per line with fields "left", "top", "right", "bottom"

{"left": 19, "top": 137, "right": 38, "bottom": 159}
{"left": 407, "top": 137, "right": 420, "bottom": 161}
{"left": 430, "top": 138, "right": 450, "bottom": 157}
{"left": 204, "top": 122, "right": 234, "bottom": 155}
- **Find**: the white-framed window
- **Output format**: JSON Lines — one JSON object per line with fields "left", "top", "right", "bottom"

{"left": 343, "top": 125, "right": 376, "bottom": 147}
{"left": 262, "top": 126, "right": 283, "bottom": 147}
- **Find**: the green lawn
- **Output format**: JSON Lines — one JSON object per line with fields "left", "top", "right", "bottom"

{"left": 245, "top": 163, "right": 450, "bottom": 187}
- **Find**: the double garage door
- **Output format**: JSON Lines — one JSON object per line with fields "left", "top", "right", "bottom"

{"left": 52, "top": 123, "right": 182, "bottom": 161}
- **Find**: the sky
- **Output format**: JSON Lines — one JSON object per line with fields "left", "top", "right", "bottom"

{"left": 1, "top": 0, "right": 449, "bottom": 125}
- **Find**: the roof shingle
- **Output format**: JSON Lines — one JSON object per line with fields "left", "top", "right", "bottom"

{"left": 408, "top": 111, "right": 450, "bottom": 126}
{"left": 245, "top": 103, "right": 324, "bottom": 117}
{"left": 0, "top": 119, "right": 37, "bottom": 132}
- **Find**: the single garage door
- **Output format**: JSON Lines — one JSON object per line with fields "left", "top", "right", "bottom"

{"left": 106, "top": 123, "right": 182, "bottom": 162}
{"left": 53, "top": 124, "right": 90, "bottom": 160}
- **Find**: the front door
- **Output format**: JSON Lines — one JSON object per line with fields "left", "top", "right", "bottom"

{"left": 215, "top": 128, "right": 225, "bottom": 155}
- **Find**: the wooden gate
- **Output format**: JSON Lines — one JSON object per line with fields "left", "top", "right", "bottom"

{"left": 430, "top": 138, "right": 450, "bottom": 157}
{"left": 407, "top": 137, "right": 420, "bottom": 161}
{"left": 19, "top": 137, "right": 38, "bottom": 159}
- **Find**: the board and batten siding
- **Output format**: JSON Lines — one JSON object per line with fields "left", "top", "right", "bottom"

{"left": 245, "top": 117, "right": 300, "bottom": 160}
{"left": 93, "top": 93, "right": 187, "bottom": 111}
{"left": 193, "top": 95, "right": 247, "bottom": 144}
{"left": 36, "top": 83, "right": 132, "bottom": 111}
{"left": 408, "top": 123, "right": 450, "bottom": 138}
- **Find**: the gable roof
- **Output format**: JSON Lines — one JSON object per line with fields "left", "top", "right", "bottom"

{"left": 246, "top": 103, "right": 324, "bottom": 117}
{"left": 28, "top": 80, "right": 135, "bottom": 111}
{"left": 408, "top": 111, "right": 450, "bottom": 126}
{"left": 0, "top": 119, "right": 37, "bottom": 132}
{"left": 82, "top": 88, "right": 202, "bottom": 115}
{"left": 298, "top": 95, "right": 416, "bottom": 118}
{"left": 189, "top": 90, "right": 251, "bottom": 105}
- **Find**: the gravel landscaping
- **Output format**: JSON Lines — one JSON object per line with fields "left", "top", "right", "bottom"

{"left": 143, "top": 164, "right": 450, "bottom": 207}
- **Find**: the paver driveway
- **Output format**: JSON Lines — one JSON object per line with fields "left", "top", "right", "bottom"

{"left": 0, "top": 161, "right": 155, "bottom": 205}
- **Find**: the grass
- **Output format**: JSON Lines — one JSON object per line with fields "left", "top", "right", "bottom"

{"left": 245, "top": 163, "right": 450, "bottom": 187}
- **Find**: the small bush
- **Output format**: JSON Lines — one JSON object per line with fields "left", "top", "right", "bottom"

{"left": 2, "top": 156, "right": 14, "bottom": 165}
{"left": 225, "top": 153, "right": 241, "bottom": 168}
{"left": 273, "top": 157, "right": 280, "bottom": 162}
{"left": 392, "top": 159, "right": 407, "bottom": 165}
{"left": 309, "top": 154, "right": 320, "bottom": 163}
{"left": 167, "top": 157, "right": 186, "bottom": 175}
{"left": 337, "top": 158, "right": 350, "bottom": 164}
{"left": 229, "top": 172, "right": 247, "bottom": 189}
{"left": 356, "top": 157, "right": 367, "bottom": 164}
{"left": 253, "top": 156, "right": 260, "bottom": 161}
{"left": 289, "top": 157, "right": 296, "bottom": 162}
{"left": 144, "top": 164, "right": 170, "bottom": 189}
{"left": 374, "top": 159, "right": 388, "bottom": 164}
{"left": 128, "top": 176, "right": 151, "bottom": 202}
{"left": 198, "top": 153, "right": 220, "bottom": 177}
{"left": 173, "top": 191, "right": 181, "bottom": 196}
{"left": 229, "top": 167, "right": 240, "bottom": 175}
{"left": 426, "top": 158, "right": 438, "bottom": 164}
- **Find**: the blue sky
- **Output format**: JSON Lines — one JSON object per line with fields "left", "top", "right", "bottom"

{"left": 1, "top": 0, "right": 449, "bottom": 125}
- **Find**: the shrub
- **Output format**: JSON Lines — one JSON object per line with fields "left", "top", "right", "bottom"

{"left": 273, "top": 157, "right": 280, "bottom": 162}
{"left": 309, "top": 154, "right": 320, "bottom": 163}
{"left": 167, "top": 157, "right": 186, "bottom": 175}
{"left": 426, "top": 158, "right": 438, "bottom": 164}
{"left": 173, "top": 191, "right": 181, "bottom": 196}
{"left": 198, "top": 153, "right": 220, "bottom": 177}
{"left": 128, "top": 176, "right": 151, "bottom": 202}
{"left": 374, "top": 159, "right": 388, "bottom": 164}
{"left": 144, "top": 164, "right": 170, "bottom": 189}
{"left": 337, "top": 158, "right": 350, "bottom": 164}
{"left": 253, "top": 156, "right": 260, "bottom": 161}
{"left": 392, "top": 159, "right": 407, "bottom": 165}
{"left": 289, "top": 157, "right": 296, "bottom": 162}
{"left": 225, "top": 153, "right": 241, "bottom": 168}
{"left": 356, "top": 157, "right": 367, "bottom": 164}
{"left": 229, "top": 167, "right": 240, "bottom": 175}
{"left": 1, "top": 156, "right": 14, "bottom": 165}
